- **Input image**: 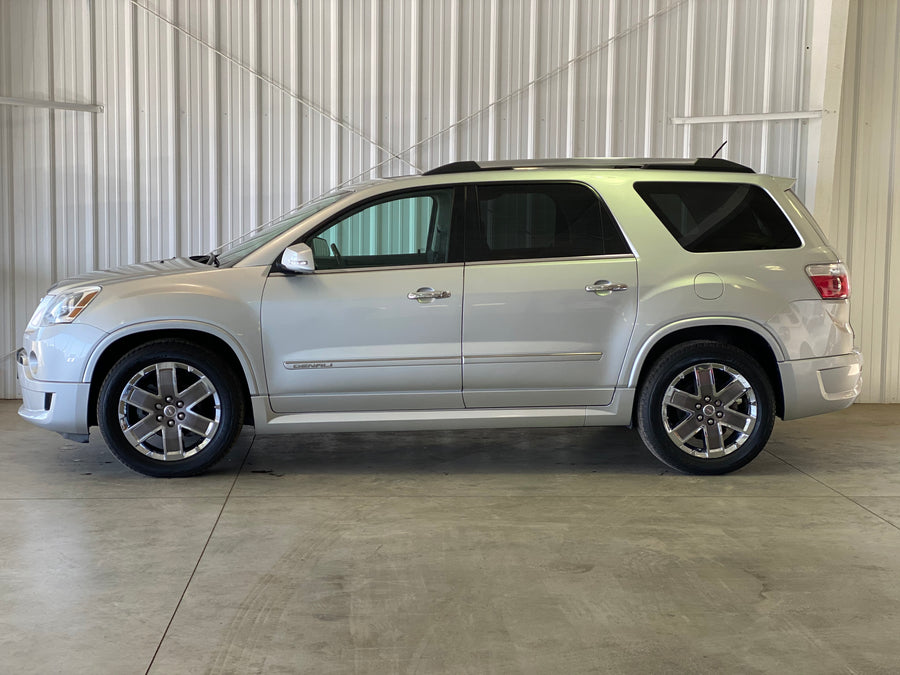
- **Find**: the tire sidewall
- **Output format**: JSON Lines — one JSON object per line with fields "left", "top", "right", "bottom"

{"left": 97, "top": 341, "right": 242, "bottom": 477}
{"left": 638, "top": 341, "right": 775, "bottom": 475}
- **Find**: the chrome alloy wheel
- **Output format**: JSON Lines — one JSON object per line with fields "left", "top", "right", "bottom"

{"left": 117, "top": 361, "right": 221, "bottom": 460}
{"left": 661, "top": 362, "right": 758, "bottom": 459}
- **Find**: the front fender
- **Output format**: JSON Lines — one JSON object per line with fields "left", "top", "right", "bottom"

{"left": 83, "top": 319, "right": 263, "bottom": 395}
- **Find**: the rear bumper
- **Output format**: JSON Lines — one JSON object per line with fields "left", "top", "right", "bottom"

{"left": 16, "top": 348, "right": 91, "bottom": 438}
{"left": 779, "top": 349, "right": 862, "bottom": 420}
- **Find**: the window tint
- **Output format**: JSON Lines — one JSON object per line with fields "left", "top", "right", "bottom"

{"left": 469, "top": 183, "right": 629, "bottom": 262}
{"left": 634, "top": 182, "right": 801, "bottom": 252}
{"left": 310, "top": 189, "right": 455, "bottom": 270}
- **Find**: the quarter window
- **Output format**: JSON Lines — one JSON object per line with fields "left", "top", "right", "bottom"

{"left": 634, "top": 182, "right": 801, "bottom": 252}
{"left": 310, "top": 189, "right": 456, "bottom": 269}
{"left": 468, "top": 183, "right": 630, "bottom": 262}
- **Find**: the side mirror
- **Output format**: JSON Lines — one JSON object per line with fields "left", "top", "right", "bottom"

{"left": 280, "top": 243, "right": 316, "bottom": 273}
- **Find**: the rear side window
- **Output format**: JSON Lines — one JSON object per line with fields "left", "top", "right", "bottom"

{"left": 468, "top": 183, "right": 630, "bottom": 262}
{"left": 634, "top": 182, "right": 801, "bottom": 252}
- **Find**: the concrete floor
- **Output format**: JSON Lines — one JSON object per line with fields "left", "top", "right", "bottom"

{"left": 2, "top": 401, "right": 900, "bottom": 674}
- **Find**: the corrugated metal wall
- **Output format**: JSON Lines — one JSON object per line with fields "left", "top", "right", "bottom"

{"left": 0, "top": 0, "right": 825, "bottom": 398}
{"left": 829, "top": 0, "right": 900, "bottom": 402}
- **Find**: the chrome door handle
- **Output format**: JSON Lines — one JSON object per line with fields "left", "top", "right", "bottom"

{"left": 585, "top": 280, "right": 629, "bottom": 294}
{"left": 408, "top": 287, "right": 451, "bottom": 302}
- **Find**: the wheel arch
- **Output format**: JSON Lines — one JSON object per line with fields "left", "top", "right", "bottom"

{"left": 86, "top": 323, "right": 257, "bottom": 427}
{"left": 627, "top": 320, "right": 786, "bottom": 420}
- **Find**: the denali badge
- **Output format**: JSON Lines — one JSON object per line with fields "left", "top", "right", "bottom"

{"left": 284, "top": 362, "right": 334, "bottom": 370}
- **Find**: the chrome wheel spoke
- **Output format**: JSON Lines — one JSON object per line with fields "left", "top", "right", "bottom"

{"left": 703, "top": 422, "right": 725, "bottom": 457}
{"left": 180, "top": 410, "right": 216, "bottom": 437}
{"left": 664, "top": 389, "right": 700, "bottom": 412}
{"left": 720, "top": 408, "right": 753, "bottom": 432}
{"left": 180, "top": 377, "right": 214, "bottom": 408}
{"left": 671, "top": 415, "right": 704, "bottom": 443}
{"left": 717, "top": 379, "right": 749, "bottom": 407}
{"left": 123, "top": 414, "right": 161, "bottom": 444}
{"left": 694, "top": 365, "right": 716, "bottom": 398}
{"left": 161, "top": 423, "right": 183, "bottom": 456}
{"left": 122, "top": 385, "right": 160, "bottom": 413}
{"left": 156, "top": 363, "right": 179, "bottom": 399}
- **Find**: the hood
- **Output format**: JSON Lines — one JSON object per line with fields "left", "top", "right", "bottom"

{"left": 49, "top": 257, "right": 211, "bottom": 292}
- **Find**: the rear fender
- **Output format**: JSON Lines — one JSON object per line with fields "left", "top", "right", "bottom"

{"left": 623, "top": 317, "right": 786, "bottom": 388}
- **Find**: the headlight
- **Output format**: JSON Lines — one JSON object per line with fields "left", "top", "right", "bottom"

{"left": 27, "top": 287, "right": 101, "bottom": 329}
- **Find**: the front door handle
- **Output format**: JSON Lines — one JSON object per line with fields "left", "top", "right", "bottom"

{"left": 408, "top": 287, "right": 451, "bottom": 303}
{"left": 586, "top": 280, "right": 629, "bottom": 295}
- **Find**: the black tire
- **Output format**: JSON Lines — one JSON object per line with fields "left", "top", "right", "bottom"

{"left": 97, "top": 340, "right": 244, "bottom": 477}
{"left": 636, "top": 340, "right": 775, "bottom": 475}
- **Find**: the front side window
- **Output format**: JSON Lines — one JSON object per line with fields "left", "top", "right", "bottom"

{"left": 468, "top": 182, "right": 630, "bottom": 262}
{"left": 634, "top": 182, "right": 802, "bottom": 252}
{"left": 309, "top": 188, "right": 456, "bottom": 270}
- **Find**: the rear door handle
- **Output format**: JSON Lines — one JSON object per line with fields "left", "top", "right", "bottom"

{"left": 408, "top": 287, "right": 451, "bottom": 302}
{"left": 585, "top": 280, "right": 629, "bottom": 295}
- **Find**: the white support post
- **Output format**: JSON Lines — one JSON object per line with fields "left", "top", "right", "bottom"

{"left": 806, "top": 0, "right": 851, "bottom": 227}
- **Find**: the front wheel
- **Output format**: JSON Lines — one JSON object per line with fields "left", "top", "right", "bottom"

{"left": 636, "top": 341, "right": 775, "bottom": 475}
{"left": 97, "top": 340, "right": 244, "bottom": 477}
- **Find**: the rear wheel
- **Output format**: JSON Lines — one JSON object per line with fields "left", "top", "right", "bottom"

{"left": 637, "top": 340, "right": 775, "bottom": 474}
{"left": 97, "top": 340, "right": 243, "bottom": 477}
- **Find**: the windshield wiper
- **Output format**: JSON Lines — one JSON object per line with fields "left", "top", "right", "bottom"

{"left": 190, "top": 252, "right": 221, "bottom": 267}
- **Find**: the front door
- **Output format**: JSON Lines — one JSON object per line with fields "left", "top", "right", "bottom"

{"left": 261, "top": 187, "right": 464, "bottom": 413}
{"left": 462, "top": 182, "right": 638, "bottom": 408}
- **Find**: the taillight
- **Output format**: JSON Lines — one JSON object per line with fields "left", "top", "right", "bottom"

{"left": 806, "top": 263, "right": 850, "bottom": 299}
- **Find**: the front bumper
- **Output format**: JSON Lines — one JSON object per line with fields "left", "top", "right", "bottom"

{"left": 778, "top": 349, "right": 863, "bottom": 420}
{"left": 16, "top": 348, "right": 91, "bottom": 438}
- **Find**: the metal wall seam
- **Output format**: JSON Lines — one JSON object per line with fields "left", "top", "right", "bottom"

{"left": 887, "top": 1, "right": 900, "bottom": 403}
{"left": 0, "top": 0, "right": 12, "bottom": 395}
{"left": 604, "top": 1, "right": 618, "bottom": 155}
{"left": 681, "top": 0, "right": 695, "bottom": 157}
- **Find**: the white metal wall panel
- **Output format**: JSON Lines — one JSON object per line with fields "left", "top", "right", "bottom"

{"left": 829, "top": 0, "right": 900, "bottom": 402}
{"left": 0, "top": 0, "right": 835, "bottom": 398}
{"left": 1, "top": 0, "right": 57, "bottom": 398}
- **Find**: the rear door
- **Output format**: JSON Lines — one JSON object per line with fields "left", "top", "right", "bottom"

{"left": 461, "top": 182, "right": 638, "bottom": 408}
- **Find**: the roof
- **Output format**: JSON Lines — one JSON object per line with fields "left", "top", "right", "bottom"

{"left": 422, "top": 158, "right": 755, "bottom": 176}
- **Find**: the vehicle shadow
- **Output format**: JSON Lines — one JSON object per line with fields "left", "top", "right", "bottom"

{"left": 232, "top": 425, "right": 789, "bottom": 478}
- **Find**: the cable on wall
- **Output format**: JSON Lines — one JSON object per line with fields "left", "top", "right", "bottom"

{"left": 128, "top": 0, "right": 417, "bottom": 173}
{"left": 337, "top": 0, "right": 689, "bottom": 188}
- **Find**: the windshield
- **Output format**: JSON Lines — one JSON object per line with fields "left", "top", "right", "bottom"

{"left": 215, "top": 191, "right": 349, "bottom": 266}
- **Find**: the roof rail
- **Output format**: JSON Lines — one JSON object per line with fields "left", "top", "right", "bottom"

{"left": 422, "top": 157, "right": 755, "bottom": 175}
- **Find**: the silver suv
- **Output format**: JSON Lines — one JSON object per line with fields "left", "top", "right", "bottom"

{"left": 16, "top": 158, "right": 862, "bottom": 477}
